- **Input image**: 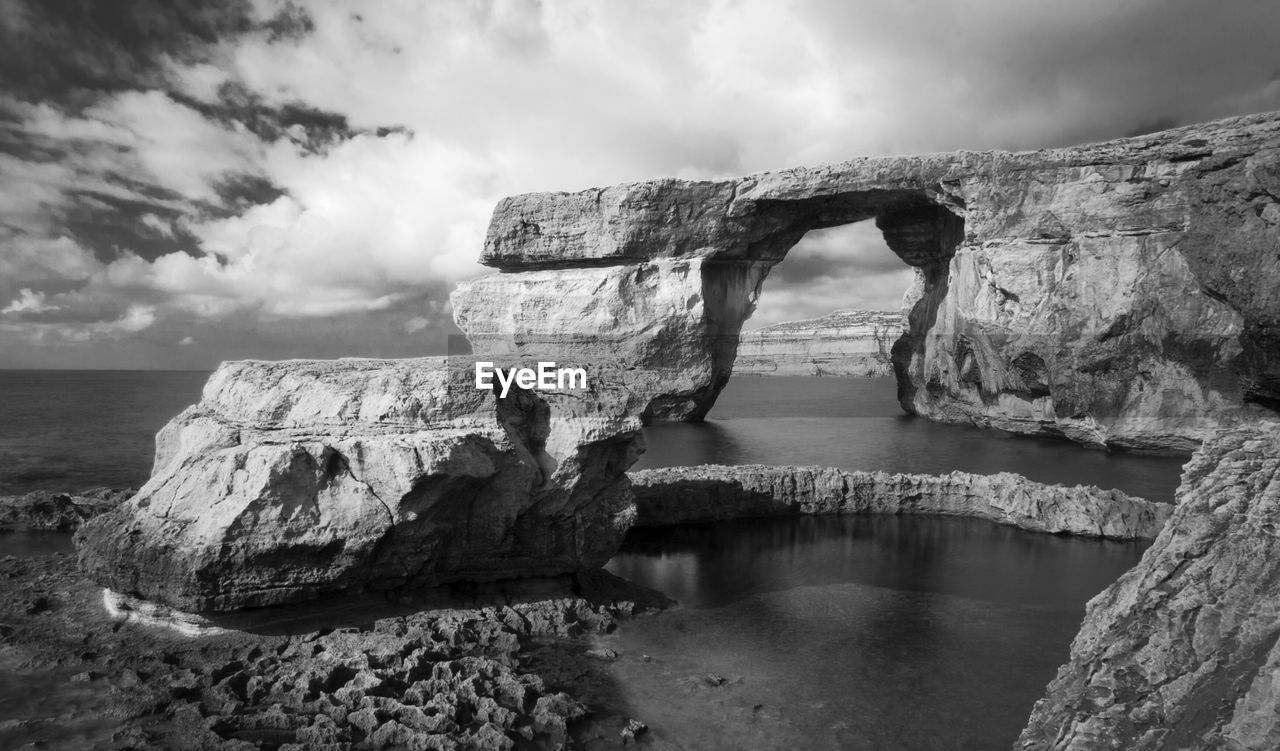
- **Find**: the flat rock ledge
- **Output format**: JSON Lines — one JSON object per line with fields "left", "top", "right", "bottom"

{"left": 1018, "top": 423, "right": 1280, "bottom": 749}
{"left": 628, "top": 465, "right": 1170, "bottom": 540}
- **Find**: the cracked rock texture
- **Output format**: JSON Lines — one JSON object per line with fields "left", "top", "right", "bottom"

{"left": 0, "top": 488, "right": 133, "bottom": 531}
{"left": 628, "top": 465, "right": 1169, "bottom": 540}
{"left": 1018, "top": 423, "right": 1280, "bottom": 750}
{"left": 452, "top": 111, "right": 1280, "bottom": 450}
{"left": 732, "top": 310, "right": 904, "bottom": 377}
{"left": 76, "top": 358, "right": 653, "bottom": 613}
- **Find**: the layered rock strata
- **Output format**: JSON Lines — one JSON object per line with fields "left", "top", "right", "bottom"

{"left": 1018, "top": 423, "right": 1280, "bottom": 749}
{"left": 452, "top": 111, "right": 1280, "bottom": 450}
{"left": 76, "top": 357, "right": 653, "bottom": 613}
{"left": 732, "top": 310, "right": 904, "bottom": 376}
{"left": 628, "top": 465, "right": 1169, "bottom": 540}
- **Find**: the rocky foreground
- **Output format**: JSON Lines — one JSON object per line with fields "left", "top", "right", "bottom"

{"left": 0, "top": 488, "right": 134, "bottom": 531}
{"left": 1018, "top": 423, "right": 1280, "bottom": 749}
{"left": 629, "top": 465, "right": 1170, "bottom": 540}
{"left": 731, "top": 310, "right": 904, "bottom": 377}
{"left": 0, "top": 554, "right": 671, "bottom": 751}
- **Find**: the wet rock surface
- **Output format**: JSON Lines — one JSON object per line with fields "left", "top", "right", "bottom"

{"left": 1018, "top": 423, "right": 1280, "bottom": 749}
{"left": 629, "top": 464, "right": 1171, "bottom": 540}
{"left": 0, "top": 488, "right": 133, "bottom": 531}
{"left": 1, "top": 552, "right": 671, "bottom": 751}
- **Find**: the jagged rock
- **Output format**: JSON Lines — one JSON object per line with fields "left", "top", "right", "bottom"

{"left": 452, "top": 111, "right": 1280, "bottom": 450}
{"left": 628, "top": 465, "right": 1170, "bottom": 539}
{"left": 2, "top": 552, "right": 662, "bottom": 750}
{"left": 0, "top": 488, "right": 133, "bottom": 531}
{"left": 732, "top": 310, "right": 904, "bottom": 376}
{"left": 1018, "top": 423, "right": 1280, "bottom": 749}
{"left": 76, "top": 358, "right": 652, "bottom": 613}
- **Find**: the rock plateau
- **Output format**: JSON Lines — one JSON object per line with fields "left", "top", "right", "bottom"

{"left": 453, "top": 111, "right": 1280, "bottom": 451}
{"left": 731, "top": 310, "right": 904, "bottom": 377}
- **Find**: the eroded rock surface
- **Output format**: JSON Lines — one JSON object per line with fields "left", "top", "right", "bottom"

{"left": 453, "top": 111, "right": 1280, "bottom": 450}
{"left": 1018, "top": 423, "right": 1280, "bottom": 749}
{"left": 76, "top": 358, "right": 651, "bottom": 613}
{"left": 0, "top": 488, "right": 133, "bottom": 531}
{"left": 732, "top": 310, "right": 904, "bottom": 377}
{"left": 629, "top": 465, "right": 1169, "bottom": 540}
{"left": 2, "top": 553, "right": 667, "bottom": 751}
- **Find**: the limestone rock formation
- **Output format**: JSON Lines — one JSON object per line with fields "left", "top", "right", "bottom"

{"left": 1018, "top": 423, "right": 1280, "bottom": 749}
{"left": 732, "top": 310, "right": 904, "bottom": 376}
{"left": 76, "top": 358, "right": 651, "bottom": 613}
{"left": 628, "top": 465, "right": 1169, "bottom": 540}
{"left": 452, "top": 111, "right": 1280, "bottom": 451}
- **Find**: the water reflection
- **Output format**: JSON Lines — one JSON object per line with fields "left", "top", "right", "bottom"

{"left": 603, "top": 515, "right": 1148, "bottom": 750}
{"left": 610, "top": 514, "right": 1146, "bottom": 609}
{"left": 635, "top": 377, "right": 1188, "bottom": 501}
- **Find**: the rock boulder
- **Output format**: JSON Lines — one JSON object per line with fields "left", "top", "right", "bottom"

{"left": 76, "top": 358, "right": 650, "bottom": 612}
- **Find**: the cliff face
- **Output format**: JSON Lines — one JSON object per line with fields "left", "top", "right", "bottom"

{"left": 732, "top": 310, "right": 904, "bottom": 377}
{"left": 452, "top": 112, "right": 1280, "bottom": 451}
{"left": 1019, "top": 424, "right": 1280, "bottom": 749}
{"left": 75, "top": 358, "right": 651, "bottom": 612}
{"left": 628, "top": 465, "right": 1169, "bottom": 540}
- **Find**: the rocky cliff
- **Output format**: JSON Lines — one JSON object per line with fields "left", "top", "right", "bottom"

{"left": 732, "top": 310, "right": 904, "bottom": 377}
{"left": 629, "top": 465, "right": 1169, "bottom": 540}
{"left": 75, "top": 358, "right": 654, "bottom": 612}
{"left": 1019, "top": 423, "right": 1280, "bottom": 749}
{"left": 452, "top": 111, "right": 1280, "bottom": 451}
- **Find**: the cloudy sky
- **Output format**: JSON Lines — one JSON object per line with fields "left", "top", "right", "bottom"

{"left": 2, "top": 0, "right": 1279, "bottom": 368}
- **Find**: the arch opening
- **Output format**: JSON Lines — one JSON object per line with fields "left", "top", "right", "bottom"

{"left": 693, "top": 195, "right": 965, "bottom": 420}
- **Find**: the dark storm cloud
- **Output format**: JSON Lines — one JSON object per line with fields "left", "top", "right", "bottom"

{"left": 0, "top": 0, "right": 255, "bottom": 105}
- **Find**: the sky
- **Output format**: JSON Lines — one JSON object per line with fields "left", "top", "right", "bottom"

{"left": 2, "top": 0, "right": 1279, "bottom": 368}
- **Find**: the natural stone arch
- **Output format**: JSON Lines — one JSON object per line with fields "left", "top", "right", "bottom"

{"left": 454, "top": 184, "right": 966, "bottom": 422}
{"left": 453, "top": 112, "right": 1280, "bottom": 452}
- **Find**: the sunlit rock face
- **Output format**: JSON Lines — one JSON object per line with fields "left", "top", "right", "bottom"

{"left": 76, "top": 358, "right": 650, "bottom": 612}
{"left": 452, "top": 111, "right": 1280, "bottom": 451}
{"left": 1018, "top": 424, "right": 1280, "bottom": 749}
{"left": 732, "top": 310, "right": 905, "bottom": 377}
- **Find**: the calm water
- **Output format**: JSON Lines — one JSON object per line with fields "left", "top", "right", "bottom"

{"left": 637, "top": 376, "right": 1187, "bottom": 502}
{"left": 605, "top": 515, "right": 1147, "bottom": 750}
{"left": 609, "top": 375, "right": 1181, "bottom": 749}
{"left": 0, "top": 370, "right": 209, "bottom": 494}
{"left": 0, "top": 371, "right": 1185, "bottom": 500}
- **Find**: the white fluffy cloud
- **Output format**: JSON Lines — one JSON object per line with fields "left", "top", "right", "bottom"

{"left": 4, "top": 0, "right": 1280, "bottom": 366}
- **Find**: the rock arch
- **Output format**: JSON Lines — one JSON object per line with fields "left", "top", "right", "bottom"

{"left": 453, "top": 111, "right": 1280, "bottom": 451}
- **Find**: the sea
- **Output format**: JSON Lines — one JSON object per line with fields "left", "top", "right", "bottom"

{"left": 0, "top": 370, "right": 1187, "bottom": 749}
